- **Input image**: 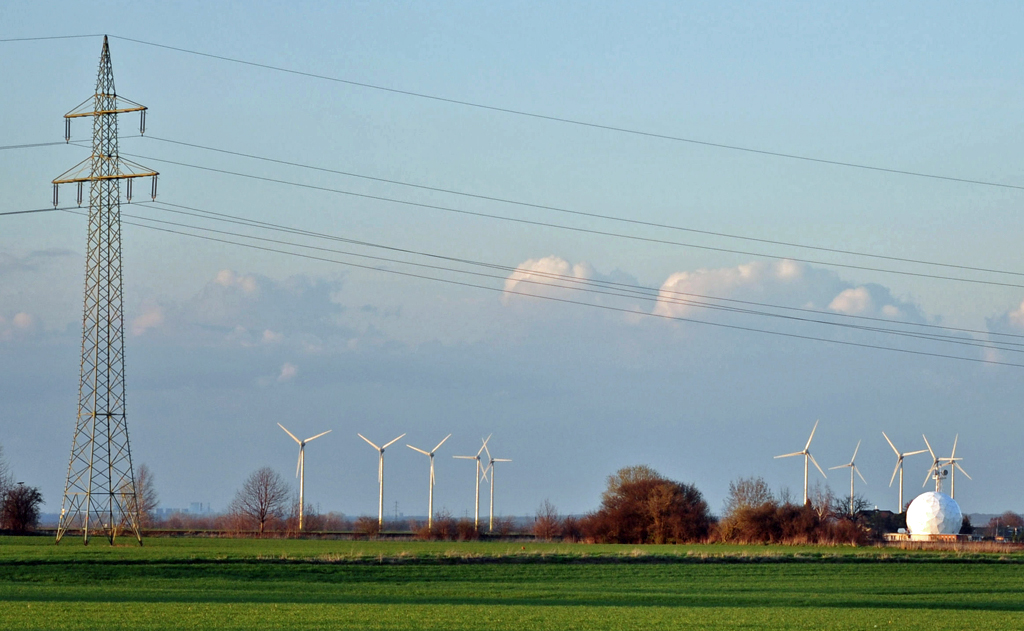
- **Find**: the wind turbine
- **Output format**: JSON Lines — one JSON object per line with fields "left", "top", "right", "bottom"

{"left": 775, "top": 420, "right": 827, "bottom": 506}
{"left": 407, "top": 434, "right": 451, "bottom": 529}
{"left": 882, "top": 431, "right": 927, "bottom": 512}
{"left": 482, "top": 441, "right": 512, "bottom": 532}
{"left": 278, "top": 423, "right": 331, "bottom": 532}
{"left": 453, "top": 435, "right": 490, "bottom": 530}
{"left": 358, "top": 433, "right": 406, "bottom": 529}
{"left": 922, "top": 434, "right": 947, "bottom": 493}
{"left": 941, "top": 434, "right": 972, "bottom": 499}
{"left": 828, "top": 440, "right": 866, "bottom": 516}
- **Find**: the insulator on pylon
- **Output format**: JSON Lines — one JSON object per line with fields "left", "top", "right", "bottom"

{"left": 77, "top": 182, "right": 84, "bottom": 207}
{"left": 65, "top": 118, "right": 71, "bottom": 143}
{"left": 139, "top": 110, "right": 146, "bottom": 136}
{"left": 151, "top": 175, "right": 158, "bottom": 201}
{"left": 126, "top": 178, "right": 133, "bottom": 203}
{"left": 53, "top": 184, "right": 59, "bottom": 208}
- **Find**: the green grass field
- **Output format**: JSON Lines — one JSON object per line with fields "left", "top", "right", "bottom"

{"left": 1, "top": 537, "right": 1022, "bottom": 630}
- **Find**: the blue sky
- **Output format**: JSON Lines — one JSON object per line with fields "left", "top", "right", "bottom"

{"left": 2, "top": 2, "right": 1023, "bottom": 519}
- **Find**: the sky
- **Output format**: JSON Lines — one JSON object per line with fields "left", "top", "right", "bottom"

{"left": 1, "top": 2, "right": 1023, "bottom": 521}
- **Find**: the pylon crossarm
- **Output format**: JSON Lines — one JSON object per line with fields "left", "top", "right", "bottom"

{"left": 65, "top": 94, "right": 147, "bottom": 118}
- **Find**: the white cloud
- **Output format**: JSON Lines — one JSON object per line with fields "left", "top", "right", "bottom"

{"left": 131, "top": 304, "right": 164, "bottom": 336}
{"left": 214, "top": 269, "right": 259, "bottom": 295}
{"left": 277, "top": 362, "right": 298, "bottom": 382}
{"left": 12, "top": 312, "right": 33, "bottom": 329}
{"left": 502, "top": 256, "right": 594, "bottom": 305}
{"left": 828, "top": 287, "right": 873, "bottom": 315}
{"left": 652, "top": 260, "right": 924, "bottom": 325}
{"left": 1008, "top": 299, "right": 1024, "bottom": 329}
{"left": 262, "top": 329, "right": 283, "bottom": 344}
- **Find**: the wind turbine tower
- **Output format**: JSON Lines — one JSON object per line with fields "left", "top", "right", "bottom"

{"left": 775, "top": 420, "right": 827, "bottom": 506}
{"left": 828, "top": 440, "right": 866, "bottom": 516}
{"left": 882, "top": 432, "right": 926, "bottom": 512}
{"left": 278, "top": 424, "right": 331, "bottom": 532}
{"left": 453, "top": 435, "right": 490, "bottom": 530}
{"left": 54, "top": 36, "right": 159, "bottom": 545}
{"left": 482, "top": 441, "right": 512, "bottom": 532}
{"left": 358, "top": 433, "right": 406, "bottom": 529}
{"left": 407, "top": 434, "right": 451, "bottom": 529}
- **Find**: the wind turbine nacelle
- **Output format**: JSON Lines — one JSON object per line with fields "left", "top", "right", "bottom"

{"left": 906, "top": 491, "right": 962, "bottom": 536}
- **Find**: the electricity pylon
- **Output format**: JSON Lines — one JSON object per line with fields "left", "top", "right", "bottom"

{"left": 53, "top": 36, "right": 157, "bottom": 545}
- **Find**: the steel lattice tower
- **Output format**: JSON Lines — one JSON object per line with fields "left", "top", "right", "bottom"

{"left": 53, "top": 36, "right": 157, "bottom": 545}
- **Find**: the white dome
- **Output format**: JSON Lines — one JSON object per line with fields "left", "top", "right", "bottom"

{"left": 906, "top": 492, "right": 962, "bottom": 535}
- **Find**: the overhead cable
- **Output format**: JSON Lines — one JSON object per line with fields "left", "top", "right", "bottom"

{"left": 106, "top": 35, "right": 1024, "bottom": 192}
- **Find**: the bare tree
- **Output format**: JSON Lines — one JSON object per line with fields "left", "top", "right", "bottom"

{"left": 2, "top": 483, "right": 43, "bottom": 532}
{"left": 808, "top": 481, "right": 835, "bottom": 521}
{"left": 119, "top": 463, "right": 159, "bottom": 528}
{"left": 723, "top": 476, "right": 775, "bottom": 518}
{"left": 533, "top": 499, "right": 561, "bottom": 540}
{"left": 229, "top": 467, "right": 290, "bottom": 537}
{"left": 0, "top": 444, "right": 12, "bottom": 501}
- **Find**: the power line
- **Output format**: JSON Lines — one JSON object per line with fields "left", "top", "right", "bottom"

{"left": 0, "top": 141, "right": 68, "bottom": 151}
{"left": 145, "top": 199, "right": 1024, "bottom": 343}
{"left": 117, "top": 149, "right": 1024, "bottom": 290}
{"left": 0, "top": 35, "right": 102, "bottom": 43}
{"left": 56, "top": 206, "right": 1024, "bottom": 369}
{"left": 130, "top": 202, "right": 1024, "bottom": 354}
{"left": 108, "top": 35, "right": 1024, "bottom": 193}
{"left": 0, "top": 206, "right": 76, "bottom": 217}
{"left": 94, "top": 200, "right": 1023, "bottom": 354}
{"left": 142, "top": 135, "right": 1024, "bottom": 280}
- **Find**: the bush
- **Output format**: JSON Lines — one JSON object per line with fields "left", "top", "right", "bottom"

{"left": 581, "top": 466, "right": 711, "bottom": 544}
{"left": 354, "top": 516, "right": 381, "bottom": 538}
{"left": 456, "top": 518, "right": 479, "bottom": 541}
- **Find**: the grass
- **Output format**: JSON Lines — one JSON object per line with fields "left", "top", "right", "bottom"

{"left": 1, "top": 536, "right": 1022, "bottom": 629}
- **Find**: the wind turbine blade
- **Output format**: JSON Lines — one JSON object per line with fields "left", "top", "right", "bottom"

{"left": 808, "top": 453, "right": 827, "bottom": 479}
{"left": 407, "top": 444, "right": 430, "bottom": 456}
{"left": 904, "top": 449, "right": 927, "bottom": 457}
{"left": 955, "top": 463, "right": 972, "bottom": 480}
{"left": 432, "top": 433, "right": 452, "bottom": 453}
{"left": 278, "top": 423, "right": 301, "bottom": 444}
{"left": 453, "top": 455, "right": 476, "bottom": 460}
{"left": 882, "top": 431, "right": 899, "bottom": 457}
{"left": 494, "top": 458, "right": 512, "bottom": 462}
{"left": 305, "top": 429, "right": 332, "bottom": 443}
{"left": 889, "top": 460, "right": 900, "bottom": 488}
{"left": 358, "top": 434, "right": 380, "bottom": 450}
{"left": 483, "top": 442, "right": 492, "bottom": 462}
{"left": 923, "top": 467, "right": 933, "bottom": 487}
{"left": 851, "top": 440, "right": 861, "bottom": 462}
{"left": 477, "top": 434, "right": 492, "bottom": 457}
{"left": 950, "top": 434, "right": 958, "bottom": 459}
{"left": 804, "top": 420, "right": 819, "bottom": 451}
{"left": 922, "top": 434, "right": 935, "bottom": 461}
{"left": 296, "top": 451, "right": 302, "bottom": 478}
{"left": 828, "top": 464, "right": 846, "bottom": 470}
{"left": 381, "top": 433, "right": 406, "bottom": 450}
{"left": 855, "top": 465, "right": 867, "bottom": 485}
{"left": 775, "top": 452, "right": 803, "bottom": 459}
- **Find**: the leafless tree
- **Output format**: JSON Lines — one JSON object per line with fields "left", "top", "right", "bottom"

{"left": 2, "top": 483, "right": 43, "bottom": 532}
{"left": 229, "top": 467, "right": 290, "bottom": 537}
{"left": 0, "top": 444, "right": 12, "bottom": 501}
{"left": 119, "top": 463, "right": 159, "bottom": 528}
{"left": 723, "top": 476, "right": 775, "bottom": 518}
{"left": 533, "top": 499, "right": 561, "bottom": 540}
